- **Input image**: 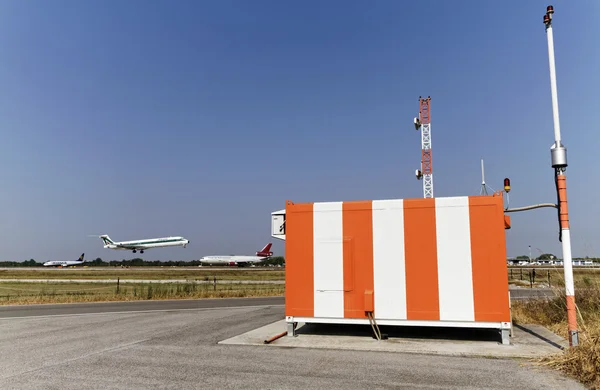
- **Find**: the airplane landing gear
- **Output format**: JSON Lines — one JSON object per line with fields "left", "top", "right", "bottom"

{"left": 140, "top": 250, "right": 144, "bottom": 254}
{"left": 132, "top": 250, "right": 137, "bottom": 253}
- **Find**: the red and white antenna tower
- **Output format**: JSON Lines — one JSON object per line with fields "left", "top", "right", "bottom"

{"left": 413, "top": 96, "right": 433, "bottom": 198}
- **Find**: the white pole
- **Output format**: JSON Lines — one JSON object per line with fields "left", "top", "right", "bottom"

{"left": 543, "top": 5, "right": 578, "bottom": 347}
{"left": 481, "top": 159, "right": 485, "bottom": 185}
{"left": 546, "top": 21, "right": 562, "bottom": 143}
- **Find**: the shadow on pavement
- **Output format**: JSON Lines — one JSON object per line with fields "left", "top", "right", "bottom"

{"left": 296, "top": 322, "right": 501, "bottom": 343}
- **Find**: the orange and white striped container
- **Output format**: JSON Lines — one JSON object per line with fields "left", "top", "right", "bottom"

{"left": 271, "top": 193, "right": 513, "bottom": 344}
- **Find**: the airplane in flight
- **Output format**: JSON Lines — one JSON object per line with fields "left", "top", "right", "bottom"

{"left": 199, "top": 243, "right": 273, "bottom": 267}
{"left": 43, "top": 253, "right": 86, "bottom": 267}
{"left": 99, "top": 234, "right": 189, "bottom": 254}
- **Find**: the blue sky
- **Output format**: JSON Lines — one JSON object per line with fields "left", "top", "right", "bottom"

{"left": 0, "top": 1, "right": 598, "bottom": 262}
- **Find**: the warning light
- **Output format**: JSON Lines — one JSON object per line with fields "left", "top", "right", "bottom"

{"left": 503, "top": 178, "right": 511, "bottom": 193}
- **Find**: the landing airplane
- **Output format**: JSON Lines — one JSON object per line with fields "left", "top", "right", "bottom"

{"left": 199, "top": 243, "right": 273, "bottom": 267}
{"left": 99, "top": 234, "right": 189, "bottom": 254}
{"left": 43, "top": 253, "right": 86, "bottom": 267}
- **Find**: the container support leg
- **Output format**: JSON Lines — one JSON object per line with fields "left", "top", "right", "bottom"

{"left": 501, "top": 328, "right": 510, "bottom": 345}
{"left": 286, "top": 321, "right": 297, "bottom": 337}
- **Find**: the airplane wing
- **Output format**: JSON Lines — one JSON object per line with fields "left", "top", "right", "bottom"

{"left": 115, "top": 244, "right": 148, "bottom": 250}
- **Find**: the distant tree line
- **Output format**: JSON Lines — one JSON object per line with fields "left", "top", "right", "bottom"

{"left": 514, "top": 254, "right": 599, "bottom": 262}
{"left": 0, "top": 259, "right": 42, "bottom": 267}
{"left": 0, "top": 256, "right": 286, "bottom": 267}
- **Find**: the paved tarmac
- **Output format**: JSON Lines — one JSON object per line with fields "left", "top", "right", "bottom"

{"left": 0, "top": 267, "right": 276, "bottom": 271}
{"left": 0, "top": 278, "right": 285, "bottom": 284}
{"left": 0, "top": 298, "right": 582, "bottom": 389}
{"left": 0, "top": 296, "right": 285, "bottom": 318}
{"left": 508, "top": 287, "right": 559, "bottom": 300}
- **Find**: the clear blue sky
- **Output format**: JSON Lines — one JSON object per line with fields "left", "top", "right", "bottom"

{"left": 0, "top": 1, "right": 598, "bottom": 262}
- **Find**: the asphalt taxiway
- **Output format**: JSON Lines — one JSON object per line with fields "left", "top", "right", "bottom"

{"left": 0, "top": 296, "right": 284, "bottom": 318}
{"left": 0, "top": 278, "right": 285, "bottom": 284}
{"left": 0, "top": 297, "right": 582, "bottom": 389}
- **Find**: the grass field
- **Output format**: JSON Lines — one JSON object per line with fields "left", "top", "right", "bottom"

{"left": 512, "top": 280, "right": 600, "bottom": 388}
{"left": 0, "top": 268, "right": 286, "bottom": 281}
{"left": 0, "top": 281, "right": 285, "bottom": 305}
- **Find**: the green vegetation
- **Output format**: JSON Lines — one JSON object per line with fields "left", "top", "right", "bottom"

{"left": 512, "top": 281, "right": 600, "bottom": 388}
{"left": 0, "top": 281, "right": 285, "bottom": 305}
{"left": 0, "top": 268, "right": 285, "bottom": 281}
{"left": 512, "top": 253, "right": 599, "bottom": 263}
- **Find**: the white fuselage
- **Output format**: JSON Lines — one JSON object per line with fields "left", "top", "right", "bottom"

{"left": 103, "top": 236, "right": 189, "bottom": 251}
{"left": 43, "top": 260, "right": 84, "bottom": 267}
{"left": 199, "top": 255, "right": 268, "bottom": 266}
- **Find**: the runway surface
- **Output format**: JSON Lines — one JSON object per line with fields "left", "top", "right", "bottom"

{"left": 0, "top": 279, "right": 284, "bottom": 284}
{"left": 0, "top": 297, "right": 582, "bottom": 389}
{"left": 0, "top": 267, "right": 279, "bottom": 271}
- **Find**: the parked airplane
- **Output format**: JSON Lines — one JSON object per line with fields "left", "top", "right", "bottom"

{"left": 99, "top": 234, "right": 189, "bottom": 253}
{"left": 43, "top": 253, "right": 86, "bottom": 267}
{"left": 199, "top": 243, "right": 273, "bottom": 267}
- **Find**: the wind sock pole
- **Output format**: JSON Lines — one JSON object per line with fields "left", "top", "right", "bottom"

{"left": 543, "top": 5, "right": 578, "bottom": 347}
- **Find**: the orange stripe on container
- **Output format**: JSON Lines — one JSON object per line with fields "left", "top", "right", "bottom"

{"left": 404, "top": 198, "right": 439, "bottom": 320}
{"left": 468, "top": 196, "right": 510, "bottom": 322}
{"left": 342, "top": 200, "right": 374, "bottom": 319}
{"left": 285, "top": 202, "right": 314, "bottom": 317}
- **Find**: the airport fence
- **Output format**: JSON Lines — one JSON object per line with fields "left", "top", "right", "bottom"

{"left": 508, "top": 268, "right": 554, "bottom": 288}
{"left": 508, "top": 267, "right": 600, "bottom": 289}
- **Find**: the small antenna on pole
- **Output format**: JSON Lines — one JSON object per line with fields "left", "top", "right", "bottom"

{"left": 479, "top": 159, "right": 494, "bottom": 195}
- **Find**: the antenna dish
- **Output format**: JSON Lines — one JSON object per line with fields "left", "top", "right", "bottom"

{"left": 413, "top": 117, "right": 421, "bottom": 130}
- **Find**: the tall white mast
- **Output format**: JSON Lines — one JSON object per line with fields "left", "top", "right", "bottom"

{"left": 543, "top": 5, "right": 578, "bottom": 347}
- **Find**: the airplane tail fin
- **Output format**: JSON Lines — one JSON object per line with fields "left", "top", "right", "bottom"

{"left": 78, "top": 253, "right": 85, "bottom": 262}
{"left": 100, "top": 235, "right": 114, "bottom": 246}
{"left": 256, "top": 243, "right": 273, "bottom": 257}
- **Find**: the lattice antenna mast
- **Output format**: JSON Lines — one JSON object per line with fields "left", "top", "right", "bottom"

{"left": 413, "top": 96, "right": 433, "bottom": 198}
